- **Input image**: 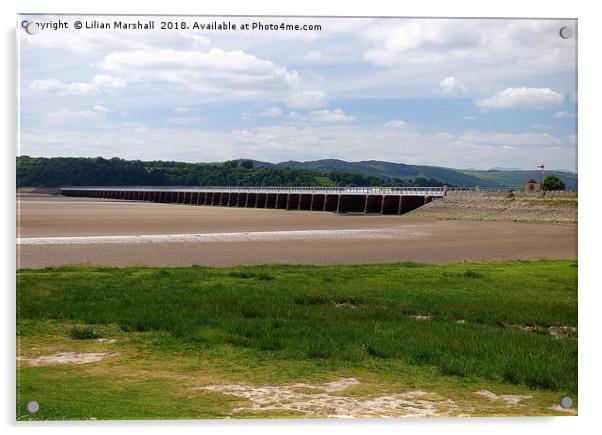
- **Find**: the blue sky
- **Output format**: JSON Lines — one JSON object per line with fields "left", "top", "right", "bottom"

{"left": 18, "top": 16, "right": 577, "bottom": 170}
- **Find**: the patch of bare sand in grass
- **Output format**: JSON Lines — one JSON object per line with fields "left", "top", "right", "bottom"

{"left": 548, "top": 325, "right": 577, "bottom": 338}
{"left": 200, "top": 377, "right": 458, "bottom": 418}
{"left": 18, "top": 352, "right": 119, "bottom": 366}
{"left": 549, "top": 404, "right": 577, "bottom": 415}
{"left": 475, "top": 390, "right": 532, "bottom": 406}
{"left": 333, "top": 302, "right": 357, "bottom": 309}
{"left": 505, "top": 324, "right": 577, "bottom": 339}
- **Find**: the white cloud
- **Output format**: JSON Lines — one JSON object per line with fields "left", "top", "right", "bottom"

{"left": 360, "top": 19, "right": 575, "bottom": 73}
{"left": 41, "top": 108, "right": 107, "bottom": 126}
{"left": 456, "top": 131, "right": 562, "bottom": 146}
{"left": 93, "top": 105, "right": 109, "bottom": 113}
{"left": 361, "top": 20, "right": 485, "bottom": 66}
{"left": 439, "top": 76, "right": 466, "bottom": 93}
{"left": 385, "top": 120, "right": 417, "bottom": 130}
{"left": 77, "top": 110, "right": 104, "bottom": 119}
{"left": 168, "top": 117, "right": 205, "bottom": 125}
{"left": 463, "top": 115, "right": 477, "bottom": 120}
{"left": 477, "top": 87, "right": 564, "bottom": 109}
{"left": 302, "top": 50, "right": 323, "bottom": 61}
{"left": 92, "top": 75, "right": 126, "bottom": 89}
{"left": 99, "top": 48, "right": 299, "bottom": 97}
{"left": 309, "top": 109, "right": 355, "bottom": 123}
{"left": 286, "top": 90, "right": 327, "bottom": 109}
{"left": 172, "top": 107, "right": 191, "bottom": 113}
{"left": 554, "top": 111, "right": 576, "bottom": 119}
{"left": 386, "top": 120, "right": 409, "bottom": 128}
{"left": 20, "top": 17, "right": 576, "bottom": 105}
{"left": 260, "top": 107, "right": 284, "bottom": 117}
{"left": 30, "top": 75, "right": 126, "bottom": 95}
{"left": 297, "top": 49, "right": 352, "bottom": 64}
{"left": 20, "top": 125, "right": 574, "bottom": 171}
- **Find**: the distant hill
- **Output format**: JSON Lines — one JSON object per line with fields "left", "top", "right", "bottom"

{"left": 251, "top": 159, "right": 483, "bottom": 186}
{"left": 250, "top": 159, "right": 577, "bottom": 189}
{"left": 489, "top": 167, "right": 523, "bottom": 171}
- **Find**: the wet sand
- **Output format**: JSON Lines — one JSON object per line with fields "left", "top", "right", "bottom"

{"left": 16, "top": 195, "right": 577, "bottom": 269}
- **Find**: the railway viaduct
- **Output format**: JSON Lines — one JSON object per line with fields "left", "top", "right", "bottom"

{"left": 59, "top": 186, "right": 446, "bottom": 215}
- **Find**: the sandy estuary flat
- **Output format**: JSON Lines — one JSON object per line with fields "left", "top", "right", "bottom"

{"left": 16, "top": 194, "right": 577, "bottom": 268}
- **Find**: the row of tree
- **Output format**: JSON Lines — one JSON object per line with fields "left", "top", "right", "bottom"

{"left": 16, "top": 156, "right": 447, "bottom": 188}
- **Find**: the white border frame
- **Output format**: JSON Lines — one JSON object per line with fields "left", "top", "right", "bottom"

{"left": 3, "top": 1, "right": 599, "bottom": 434}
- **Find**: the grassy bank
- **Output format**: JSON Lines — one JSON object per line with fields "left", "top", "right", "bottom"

{"left": 17, "top": 260, "right": 577, "bottom": 419}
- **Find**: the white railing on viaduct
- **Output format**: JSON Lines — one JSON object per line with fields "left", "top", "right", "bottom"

{"left": 59, "top": 186, "right": 522, "bottom": 197}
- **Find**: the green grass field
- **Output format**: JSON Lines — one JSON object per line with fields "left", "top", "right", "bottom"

{"left": 16, "top": 260, "right": 577, "bottom": 420}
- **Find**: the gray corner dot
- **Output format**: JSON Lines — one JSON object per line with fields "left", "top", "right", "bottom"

{"left": 559, "top": 26, "right": 573, "bottom": 39}
{"left": 25, "top": 22, "right": 39, "bottom": 35}
{"left": 26, "top": 400, "right": 40, "bottom": 413}
{"left": 560, "top": 396, "right": 573, "bottom": 409}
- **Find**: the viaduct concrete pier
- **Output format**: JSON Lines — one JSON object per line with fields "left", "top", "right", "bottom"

{"left": 59, "top": 186, "right": 445, "bottom": 215}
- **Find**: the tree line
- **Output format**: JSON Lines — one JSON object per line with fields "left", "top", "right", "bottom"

{"left": 16, "top": 156, "right": 447, "bottom": 188}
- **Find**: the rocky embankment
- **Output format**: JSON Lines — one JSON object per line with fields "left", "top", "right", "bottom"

{"left": 410, "top": 191, "right": 577, "bottom": 224}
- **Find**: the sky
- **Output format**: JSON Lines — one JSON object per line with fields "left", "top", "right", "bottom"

{"left": 18, "top": 16, "right": 577, "bottom": 171}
